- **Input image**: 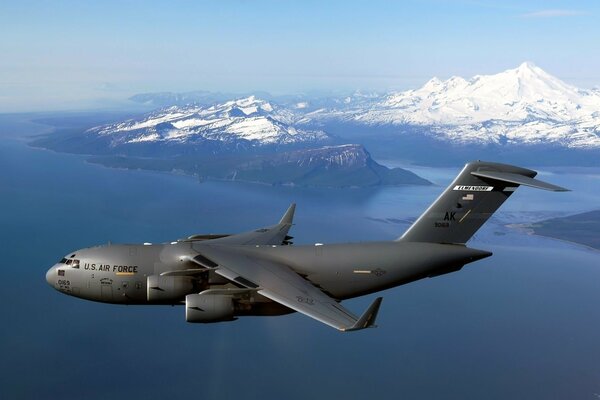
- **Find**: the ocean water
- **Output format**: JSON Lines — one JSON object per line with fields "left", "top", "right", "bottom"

{"left": 1, "top": 113, "right": 599, "bottom": 399}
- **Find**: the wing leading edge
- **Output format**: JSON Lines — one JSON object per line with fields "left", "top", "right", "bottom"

{"left": 194, "top": 244, "right": 382, "bottom": 332}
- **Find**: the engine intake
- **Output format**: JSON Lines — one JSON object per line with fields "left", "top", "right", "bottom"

{"left": 185, "top": 293, "right": 235, "bottom": 323}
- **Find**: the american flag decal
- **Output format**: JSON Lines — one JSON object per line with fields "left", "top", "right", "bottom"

{"left": 462, "top": 194, "right": 474, "bottom": 201}
{"left": 58, "top": 270, "right": 65, "bottom": 276}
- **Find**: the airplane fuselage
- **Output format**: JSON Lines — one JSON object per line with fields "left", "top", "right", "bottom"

{"left": 46, "top": 240, "right": 490, "bottom": 308}
{"left": 45, "top": 161, "right": 567, "bottom": 331}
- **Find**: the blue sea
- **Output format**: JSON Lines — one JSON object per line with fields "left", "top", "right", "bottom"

{"left": 1, "top": 113, "right": 599, "bottom": 399}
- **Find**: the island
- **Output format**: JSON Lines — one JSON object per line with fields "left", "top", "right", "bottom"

{"left": 528, "top": 210, "right": 600, "bottom": 250}
{"left": 86, "top": 144, "right": 431, "bottom": 188}
{"left": 28, "top": 106, "right": 431, "bottom": 188}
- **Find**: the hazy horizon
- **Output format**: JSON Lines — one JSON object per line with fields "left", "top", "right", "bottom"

{"left": 2, "top": 0, "right": 600, "bottom": 112}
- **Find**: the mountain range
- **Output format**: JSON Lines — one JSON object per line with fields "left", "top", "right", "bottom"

{"left": 304, "top": 62, "right": 600, "bottom": 148}
{"left": 87, "top": 96, "right": 329, "bottom": 150}
{"left": 125, "top": 62, "right": 600, "bottom": 150}
{"left": 30, "top": 104, "right": 429, "bottom": 187}
{"left": 30, "top": 62, "right": 600, "bottom": 186}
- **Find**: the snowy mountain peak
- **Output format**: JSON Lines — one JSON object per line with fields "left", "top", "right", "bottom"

{"left": 516, "top": 61, "right": 540, "bottom": 73}
{"left": 349, "top": 62, "right": 600, "bottom": 148}
{"left": 88, "top": 96, "right": 328, "bottom": 147}
{"left": 422, "top": 77, "right": 443, "bottom": 91}
{"left": 211, "top": 96, "right": 274, "bottom": 116}
{"left": 512, "top": 61, "right": 560, "bottom": 83}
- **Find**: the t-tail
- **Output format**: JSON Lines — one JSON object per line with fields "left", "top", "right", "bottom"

{"left": 398, "top": 161, "right": 569, "bottom": 245}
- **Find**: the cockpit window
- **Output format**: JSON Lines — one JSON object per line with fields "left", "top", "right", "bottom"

{"left": 58, "top": 258, "right": 80, "bottom": 267}
{"left": 65, "top": 259, "right": 80, "bottom": 268}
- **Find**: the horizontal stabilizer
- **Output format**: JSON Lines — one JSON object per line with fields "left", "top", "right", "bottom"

{"left": 471, "top": 170, "right": 569, "bottom": 192}
{"left": 344, "top": 297, "right": 383, "bottom": 332}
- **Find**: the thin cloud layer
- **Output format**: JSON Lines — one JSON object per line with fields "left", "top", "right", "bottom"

{"left": 519, "top": 9, "right": 586, "bottom": 18}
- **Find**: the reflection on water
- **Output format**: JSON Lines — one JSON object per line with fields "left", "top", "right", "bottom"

{"left": 1, "top": 114, "right": 599, "bottom": 400}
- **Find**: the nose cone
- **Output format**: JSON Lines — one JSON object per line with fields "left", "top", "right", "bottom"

{"left": 46, "top": 265, "right": 56, "bottom": 287}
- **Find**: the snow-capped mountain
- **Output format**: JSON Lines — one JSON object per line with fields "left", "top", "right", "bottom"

{"left": 89, "top": 96, "right": 329, "bottom": 147}
{"left": 310, "top": 62, "right": 600, "bottom": 148}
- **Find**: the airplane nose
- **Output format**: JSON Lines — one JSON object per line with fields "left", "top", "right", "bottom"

{"left": 46, "top": 266, "right": 56, "bottom": 286}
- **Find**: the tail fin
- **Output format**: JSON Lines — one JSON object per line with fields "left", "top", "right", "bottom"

{"left": 398, "top": 161, "right": 568, "bottom": 244}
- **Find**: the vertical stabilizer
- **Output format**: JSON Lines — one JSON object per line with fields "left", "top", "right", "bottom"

{"left": 398, "top": 161, "right": 567, "bottom": 244}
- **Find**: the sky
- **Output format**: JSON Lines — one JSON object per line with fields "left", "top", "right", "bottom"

{"left": 1, "top": 0, "right": 600, "bottom": 112}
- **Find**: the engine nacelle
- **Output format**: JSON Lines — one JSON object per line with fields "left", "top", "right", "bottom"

{"left": 185, "top": 293, "right": 235, "bottom": 323}
{"left": 147, "top": 275, "right": 195, "bottom": 302}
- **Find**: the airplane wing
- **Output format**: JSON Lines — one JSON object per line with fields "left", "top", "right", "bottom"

{"left": 195, "top": 244, "right": 382, "bottom": 331}
{"left": 206, "top": 203, "right": 296, "bottom": 246}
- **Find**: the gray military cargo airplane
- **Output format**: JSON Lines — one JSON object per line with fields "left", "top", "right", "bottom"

{"left": 46, "top": 161, "right": 568, "bottom": 331}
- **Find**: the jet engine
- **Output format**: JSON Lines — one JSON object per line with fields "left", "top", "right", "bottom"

{"left": 185, "top": 293, "right": 235, "bottom": 323}
{"left": 147, "top": 275, "right": 196, "bottom": 302}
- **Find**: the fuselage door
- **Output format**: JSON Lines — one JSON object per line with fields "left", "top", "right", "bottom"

{"left": 100, "top": 278, "right": 113, "bottom": 302}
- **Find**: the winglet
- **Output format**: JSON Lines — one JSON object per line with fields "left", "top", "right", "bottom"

{"left": 279, "top": 203, "right": 296, "bottom": 225}
{"left": 344, "top": 297, "right": 383, "bottom": 332}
